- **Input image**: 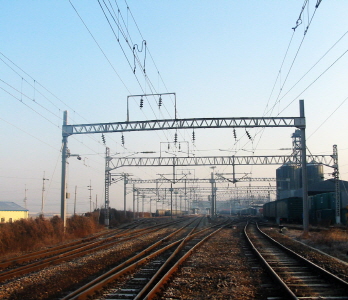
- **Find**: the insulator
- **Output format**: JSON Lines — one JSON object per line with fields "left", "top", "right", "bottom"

{"left": 140, "top": 98, "right": 144, "bottom": 108}
{"left": 102, "top": 134, "right": 106, "bottom": 145}
{"left": 174, "top": 132, "right": 178, "bottom": 143}
{"left": 179, "top": 143, "right": 181, "bottom": 150}
{"left": 246, "top": 130, "right": 252, "bottom": 140}
{"left": 192, "top": 131, "right": 195, "bottom": 142}
{"left": 233, "top": 129, "right": 237, "bottom": 140}
{"left": 158, "top": 96, "right": 162, "bottom": 107}
{"left": 121, "top": 134, "right": 125, "bottom": 145}
{"left": 168, "top": 143, "right": 170, "bottom": 150}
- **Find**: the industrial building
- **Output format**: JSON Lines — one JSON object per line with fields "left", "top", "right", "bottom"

{"left": 265, "top": 130, "right": 347, "bottom": 225}
{"left": 265, "top": 179, "right": 348, "bottom": 225}
{"left": 0, "top": 202, "right": 29, "bottom": 223}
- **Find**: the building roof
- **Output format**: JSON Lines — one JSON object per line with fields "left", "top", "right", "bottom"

{"left": 0, "top": 202, "right": 28, "bottom": 211}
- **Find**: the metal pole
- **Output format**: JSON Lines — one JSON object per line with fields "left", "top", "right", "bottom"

{"left": 88, "top": 180, "right": 92, "bottom": 213}
{"left": 137, "top": 191, "right": 139, "bottom": 219}
{"left": 170, "top": 183, "right": 173, "bottom": 219}
{"left": 142, "top": 194, "right": 144, "bottom": 218}
{"left": 299, "top": 100, "right": 309, "bottom": 235}
{"left": 41, "top": 171, "right": 49, "bottom": 216}
{"left": 61, "top": 111, "right": 68, "bottom": 229}
{"left": 150, "top": 198, "right": 152, "bottom": 216}
{"left": 210, "top": 171, "right": 215, "bottom": 219}
{"left": 105, "top": 147, "right": 110, "bottom": 226}
{"left": 74, "top": 185, "right": 77, "bottom": 215}
{"left": 124, "top": 174, "right": 128, "bottom": 217}
{"left": 24, "top": 184, "right": 28, "bottom": 210}
{"left": 133, "top": 185, "right": 136, "bottom": 219}
{"left": 333, "top": 145, "right": 341, "bottom": 224}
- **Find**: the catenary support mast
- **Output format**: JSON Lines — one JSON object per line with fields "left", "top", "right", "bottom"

{"left": 61, "top": 111, "right": 68, "bottom": 229}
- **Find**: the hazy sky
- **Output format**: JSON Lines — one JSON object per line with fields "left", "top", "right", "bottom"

{"left": 1, "top": 1, "right": 347, "bottom": 215}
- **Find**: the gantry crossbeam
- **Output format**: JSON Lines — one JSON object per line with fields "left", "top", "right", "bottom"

{"left": 134, "top": 186, "right": 275, "bottom": 192}
{"left": 108, "top": 155, "right": 334, "bottom": 170}
{"left": 63, "top": 117, "right": 305, "bottom": 136}
{"left": 126, "top": 177, "right": 276, "bottom": 184}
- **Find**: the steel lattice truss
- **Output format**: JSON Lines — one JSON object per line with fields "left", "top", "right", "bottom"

{"left": 63, "top": 117, "right": 305, "bottom": 136}
{"left": 126, "top": 177, "right": 276, "bottom": 184}
{"left": 108, "top": 155, "right": 334, "bottom": 170}
{"left": 134, "top": 186, "right": 275, "bottom": 193}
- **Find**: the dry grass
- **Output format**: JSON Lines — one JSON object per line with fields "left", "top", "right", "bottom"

{"left": 305, "top": 228, "right": 348, "bottom": 260}
{"left": 0, "top": 212, "right": 104, "bottom": 256}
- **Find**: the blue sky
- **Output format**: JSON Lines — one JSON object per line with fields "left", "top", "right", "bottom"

{"left": 1, "top": 1, "right": 348, "bottom": 215}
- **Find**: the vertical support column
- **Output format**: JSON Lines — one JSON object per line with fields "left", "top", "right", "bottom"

{"left": 210, "top": 171, "right": 215, "bottom": 219}
{"left": 299, "top": 100, "right": 309, "bottom": 235}
{"left": 156, "top": 181, "right": 159, "bottom": 214}
{"left": 104, "top": 147, "right": 110, "bottom": 226}
{"left": 142, "top": 194, "right": 145, "bottom": 218}
{"left": 137, "top": 190, "right": 139, "bottom": 219}
{"left": 333, "top": 145, "right": 341, "bottom": 224}
{"left": 170, "top": 183, "right": 173, "bottom": 219}
{"left": 124, "top": 173, "right": 128, "bottom": 217}
{"left": 133, "top": 185, "right": 136, "bottom": 219}
{"left": 61, "top": 111, "right": 68, "bottom": 229}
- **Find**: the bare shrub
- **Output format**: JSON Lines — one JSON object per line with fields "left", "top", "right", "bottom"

{"left": 0, "top": 213, "right": 103, "bottom": 256}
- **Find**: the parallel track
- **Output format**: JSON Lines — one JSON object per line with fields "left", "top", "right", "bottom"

{"left": 245, "top": 222, "right": 348, "bottom": 300}
{"left": 61, "top": 217, "right": 229, "bottom": 300}
{"left": 0, "top": 218, "right": 187, "bottom": 283}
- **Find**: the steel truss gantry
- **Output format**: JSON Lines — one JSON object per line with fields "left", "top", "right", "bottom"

{"left": 107, "top": 154, "right": 334, "bottom": 169}
{"left": 134, "top": 186, "right": 275, "bottom": 193}
{"left": 61, "top": 100, "right": 316, "bottom": 232}
{"left": 126, "top": 177, "right": 276, "bottom": 184}
{"left": 63, "top": 117, "right": 304, "bottom": 136}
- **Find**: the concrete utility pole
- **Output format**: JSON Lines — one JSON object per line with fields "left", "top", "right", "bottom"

{"left": 123, "top": 174, "right": 128, "bottom": 217}
{"left": 24, "top": 184, "right": 28, "bottom": 210}
{"left": 87, "top": 180, "right": 92, "bottom": 213}
{"left": 142, "top": 194, "right": 145, "bottom": 218}
{"left": 210, "top": 166, "right": 216, "bottom": 219}
{"left": 299, "top": 100, "right": 309, "bottom": 236}
{"left": 170, "top": 183, "right": 173, "bottom": 219}
{"left": 74, "top": 185, "right": 77, "bottom": 215}
{"left": 333, "top": 145, "right": 341, "bottom": 224}
{"left": 133, "top": 185, "right": 136, "bottom": 219}
{"left": 41, "top": 171, "right": 49, "bottom": 216}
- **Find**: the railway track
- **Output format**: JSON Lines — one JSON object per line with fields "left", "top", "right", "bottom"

{"left": 0, "top": 218, "right": 188, "bottom": 283}
{"left": 245, "top": 221, "right": 348, "bottom": 300}
{"left": 61, "top": 217, "right": 229, "bottom": 300}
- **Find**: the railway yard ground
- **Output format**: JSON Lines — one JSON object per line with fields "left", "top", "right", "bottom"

{"left": 0, "top": 216, "right": 347, "bottom": 300}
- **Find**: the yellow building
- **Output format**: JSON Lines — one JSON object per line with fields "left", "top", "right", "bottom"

{"left": 0, "top": 202, "right": 29, "bottom": 223}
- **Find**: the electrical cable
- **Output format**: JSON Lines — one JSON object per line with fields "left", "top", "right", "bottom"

{"left": 307, "top": 95, "right": 348, "bottom": 140}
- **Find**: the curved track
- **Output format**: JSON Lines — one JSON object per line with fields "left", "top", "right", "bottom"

{"left": 245, "top": 221, "right": 348, "bottom": 300}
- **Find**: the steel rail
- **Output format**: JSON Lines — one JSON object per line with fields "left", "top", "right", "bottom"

{"left": 256, "top": 222, "right": 348, "bottom": 287}
{"left": 244, "top": 222, "right": 297, "bottom": 300}
{"left": 62, "top": 218, "right": 227, "bottom": 300}
{"left": 0, "top": 218, "right": 186, "bottom": 282}
{"left": 61, "top": 217, "right": 203, "bottom": 300}
{"left": 245, "top": 222, "right": 348, "bottom": 299}
{"left": 140, "top": 222, "right": 231, "bottom": 300}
